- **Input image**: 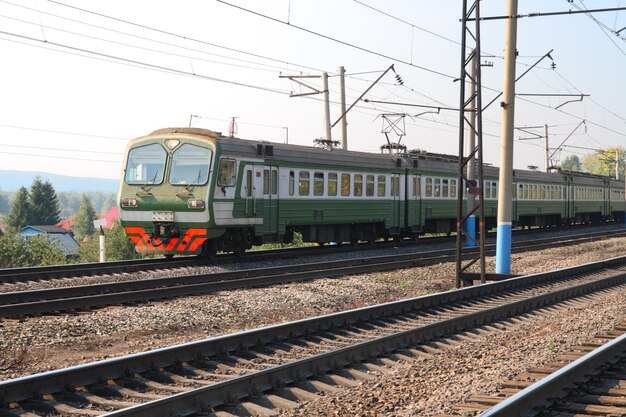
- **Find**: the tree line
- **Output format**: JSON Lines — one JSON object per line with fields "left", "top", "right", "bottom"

{"left": 5, "top": 177, "right": 61, "bottom": 230}
{"left": 0, "top": 177, "right": 138, "bottom": 268}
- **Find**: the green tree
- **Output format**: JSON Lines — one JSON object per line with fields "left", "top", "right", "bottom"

{"left": 78, "top": 221, "right": 140, "bottom": 262}
{"left": 29, "top": 177, "right": 61, "bottom": 225}
{"left": 0, "top": 192, "right": 8, "bottom": 216}
{"left": 73, "top": 195, "right": 96, "bottom": 240}
{"left": 0, "top": 233, "right": 66, "bottom": 268}
{"left": 559, "top": 154, "right": 581, "bottom": 172}
{"left": 581, "top": 146, "right": 625, "bottom": 179}
{"left": 6, "top": 187, "right": 31, "bottom": 230}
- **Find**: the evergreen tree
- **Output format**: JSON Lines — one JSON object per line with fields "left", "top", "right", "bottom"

{"left": 29, "top": 177, "right": 61, "bottom": 225}
{"left": 0, "top": 192, "right": 8, "bottom": 215}
{"left": 73, "top": 195, "right": 96, "bottom": 239}
{"left": 6, "top": 187, "right": 31, "bottom": 230}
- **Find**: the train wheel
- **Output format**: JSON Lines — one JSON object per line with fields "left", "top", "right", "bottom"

{"left": 203, "top": 240, "right": 217, "bottom": 260}
{"left": 233, "top": 244, "right": 246, "bottom": 257}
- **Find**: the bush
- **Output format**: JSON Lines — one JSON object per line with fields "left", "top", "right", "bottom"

{"left": 0, "top": 233, "right": 66, "bottom": 268}
{"left": 78, "top": 221, "right": 141, "bottom": 262}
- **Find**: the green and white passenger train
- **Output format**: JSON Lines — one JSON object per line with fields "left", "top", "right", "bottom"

{"left": 118, "top": 127, "right": 626, "bottom": 257}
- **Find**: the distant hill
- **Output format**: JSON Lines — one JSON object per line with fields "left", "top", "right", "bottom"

{"left": 0, "top": 170, "right": 119, "bottom": 193}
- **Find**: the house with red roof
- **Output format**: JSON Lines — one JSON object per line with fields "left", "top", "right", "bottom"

{"left": 57, "top": 206, "right": 119, "bottom": 234}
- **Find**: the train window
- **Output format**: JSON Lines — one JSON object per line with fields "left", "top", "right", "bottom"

{"left": 341, "top": 173, "right": 351, "bottom": 196}
{"left": 263, "top": 170, "right": 270, "bottom": 195}
{"left": 434, "top": 178, "right": 441, "bottom": 198}
{"left": 492, "top": 182, "right": 497, "bottom": 199}
{"left": 217, "top": 158, "right": 236, "bottom": 187}
{"left": 425, "top": 178, "right": 433, "bottom": 197}
{"left": 377, "top": 176, "right": 386, "bottom": 197}
{"left": 328, "top": 173, "right": 338, "bottom": 196}
{"left": 442, "top": 179, "right": 449, "bottom": 198}
{"left": 125, "top": 143, "right": 166, "bottom": 185}
{"left": 314, "top": 172, "right": 324, "bottom": 196}
{"left": 289, "top": 171, "right": 295, "bottom": 196}
{"left": 246, "top": 170, "right": 252, "bottom": 197}
{"left": 354, "top": 174, "right": 363, "bottom": 197}
{"left": 450, "top": 179, "right": 457, "bottom": 198}
{"left": 299, "top": 172, "right": 310, "bottom": 196}
{"left": 271, "top": 170, "right": 278, "bottom": 195}
{"left": 366, "top": 175, "right": 375, "bottom": 197}
{"left": 170, "top": 144, "right": 211, "bottom": 185}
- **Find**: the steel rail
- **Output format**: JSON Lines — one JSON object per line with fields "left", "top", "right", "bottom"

{"left": 0, "top": 230, "right": 624, "bottom": 318}
{"left": 95, "top": 272, "right": 626, "bottom": 417}
{"left": 0, "top": 255, "right": 624, "bottom": 407}
{"left": 479, "top": 332, "right": 626, "bottom": 417}
{"left": 0, "top": 224, "right": 620, "bottom": 284}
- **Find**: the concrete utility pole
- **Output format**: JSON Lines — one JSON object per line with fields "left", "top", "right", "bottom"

{"left": 466, "top": 50, "right": 477, "bottom": 247}
{"left": 616, "top": 149, "right": 620, "bottom": 180}
{"left": 99, "top": 226, "right": 106, "bottom": 263}
{"left": 495, "top": 0, "right": 518, "bottom": 275}
{"left": 322, "top": 72, "right": 332, "bottom": 140}
{"left": 543, "top": 124, "right": 550, "bottom": 172}
{"left": 339, "top": 66, "right": 348, "bottom": 150}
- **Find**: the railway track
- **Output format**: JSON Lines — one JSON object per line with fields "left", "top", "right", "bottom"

{"left": 0, "top": 224, "right": 621, "bottom": 285}
{"left": 1, "top": 257, "right": 626, "bottom": 416}
{"left": 476, "top": 323, "right": 626, "bottom": 417}
{"left": 438, "top": 318, "right": 626, "bottom": 416}
{"left": 1, "top": 229, "right": 625, "bottom": 318}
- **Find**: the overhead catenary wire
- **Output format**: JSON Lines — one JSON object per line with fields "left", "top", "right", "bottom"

{"left": 0, "top": 30, "right": 292, "bottom": 95}
{"left": 43, "top": 0, "right": 328, "bottom": 75}
{"left": 215, "top": 0, "right": 457, "bottom": 80}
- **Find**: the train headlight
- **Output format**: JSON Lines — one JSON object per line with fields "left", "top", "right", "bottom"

{"left": 121, "top": 197, "right": 137, "bottom": 207}
{"left": 187, "top": 198, "right": 205, "bottom": 209}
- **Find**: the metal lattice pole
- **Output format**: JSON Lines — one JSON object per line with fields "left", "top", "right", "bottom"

{"left": 456, "top": 0, "right": 486, "bottom": 288}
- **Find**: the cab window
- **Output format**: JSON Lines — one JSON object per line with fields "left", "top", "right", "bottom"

{"left": 169, "top": 144, "right": 212, "bottom": 185}
{"left": 125, "top": 143, "right": 167, "bottom": 185}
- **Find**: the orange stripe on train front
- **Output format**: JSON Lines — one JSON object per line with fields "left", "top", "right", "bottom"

{"left": 125, "top": 226, "right": 155, "bottom": 250}
{"left": 176, "top": 228, "right": 207, "bottom": 252}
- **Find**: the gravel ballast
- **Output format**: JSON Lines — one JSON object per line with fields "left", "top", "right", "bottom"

{"left": 0, "top": 235, "right": 625, "bottom": 417}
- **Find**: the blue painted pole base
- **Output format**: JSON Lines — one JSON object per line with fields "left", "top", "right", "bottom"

{"left": 496, "top": 223, "right": 512, "bottom": 274}
{"left": 466, "top": 215, "right": 476, "bottom": 247}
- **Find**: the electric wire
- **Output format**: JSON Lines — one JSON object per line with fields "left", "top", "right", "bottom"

{"left": 44, "top": 0, "right": 329, "bottom": 75}
{"left": 0, "top": 13, "right": 289, "bottom": 75}
{"left": 215, "top": 0, "right": 457, "bottom": 80}
{"left": 0, "top": 30, "right": 292, "bottom": 95}
{"left": 0, "top": 123, "right": 129, "bottom": 141}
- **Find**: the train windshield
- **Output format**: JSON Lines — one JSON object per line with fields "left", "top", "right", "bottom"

{"left": 125, "top": 143, "right": 166, "bottom": 185}
{"left": 169, "top": 143, "right": 212, "bottom": 185}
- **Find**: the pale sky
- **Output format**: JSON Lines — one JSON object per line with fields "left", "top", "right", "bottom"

{"left": 0, "top": 0, "right": 624, "bottom": 180}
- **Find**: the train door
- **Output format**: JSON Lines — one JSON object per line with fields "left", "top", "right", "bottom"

{"left": 391, "top": 174, "right": 401, "bottom": 229}
{"left": 603, "top": 180, "right": 610, "bottom": 219}
{"left": 512, "top": 181, "right": 518, "bottom": 222}
{"left": 244, "top": 167, "right": 255, "bottom": 217}
{"left": 566, "top": 176, "right": 574, "bottom": 223}
{"left": 260, "top": 166, "right": 279, "bottom": 236}
{"left": 411, "top": 174, "right": 421, "bottom": 229}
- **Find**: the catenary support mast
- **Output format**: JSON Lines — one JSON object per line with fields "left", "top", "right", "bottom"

{"left": 495, "top": 0, "right": 519, "bottom": 275}
{"left": 455, "top": 0, "right": 486, "bottom": 287}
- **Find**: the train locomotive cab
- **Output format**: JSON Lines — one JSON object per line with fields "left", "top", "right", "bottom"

{"left": 119, "top": 128, "right": 217, "bottom": 258}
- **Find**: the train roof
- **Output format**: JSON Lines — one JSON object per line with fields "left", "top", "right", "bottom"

{"left": 141, "top": 128, "right": 624, "bottom": 186}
